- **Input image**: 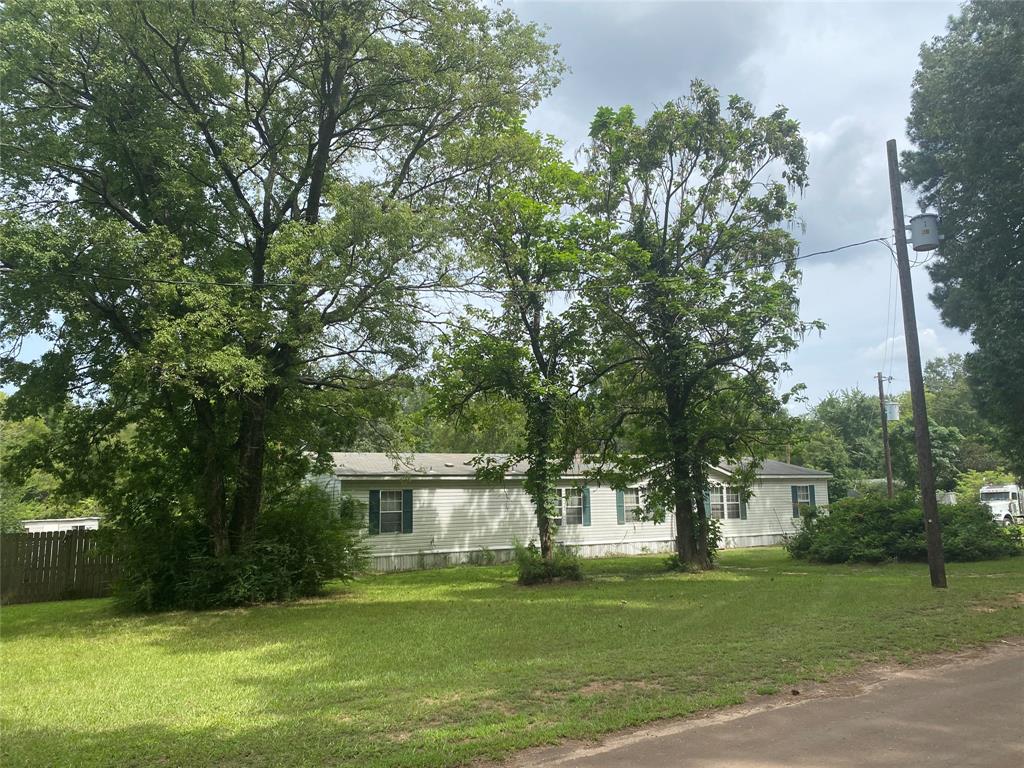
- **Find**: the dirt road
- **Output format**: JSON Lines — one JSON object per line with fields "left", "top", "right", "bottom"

{"left": 505, "top": 641, "right": 1024, "bottom": 768}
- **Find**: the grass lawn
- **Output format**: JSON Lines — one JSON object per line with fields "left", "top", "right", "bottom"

{"left": 2, "top": 548, "right": 1023, "bottom": 767}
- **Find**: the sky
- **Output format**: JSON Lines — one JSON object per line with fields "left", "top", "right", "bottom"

{"left": 7, "top": 1, "right": 971, "bottom": 410}
{"left": 510, "top": 0, "right": 970, "bottom": 410}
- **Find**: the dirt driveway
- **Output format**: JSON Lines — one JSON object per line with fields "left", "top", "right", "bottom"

{"left": 503, "top": 641, "right": 1024, "bottom": 768}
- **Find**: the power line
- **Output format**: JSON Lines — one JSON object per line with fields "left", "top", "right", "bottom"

{"left": 0, "top": 237, "right": 894, "bottom": 296}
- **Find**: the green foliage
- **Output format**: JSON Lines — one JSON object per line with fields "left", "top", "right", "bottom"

{"left": 585, "top": 81, "right": 813, "bottom": 567}
{"left": 112, "top": 485, "right": 367, "bottom": 611}
{"left": 433, "top": 130, "right": 605, "bottom": 558}
{"left": 512, "top": 540, "right": 582, "bottom": 585}
{"left": 889, "top": 417, "right": 963, "bottom": 492}
{"left": 354, "top": 376, "right": 526, "bottom": 454}
{"left": 786, "top": 492, "right": 1022, "bottom": 564}
{"left": 0, "top": 397, "right": 100, "bottom": 532}
{"left": 956, "top": 469, "right": 1018, "bottom": 504}
{"left": 0, "top": 0, "right": 558, "bottom": 590}
{"left": 812, "top": 390, "right": 882, "bottom": 477}
{"left": 787, "top": 355, "right": 1013, "bottom": 502}
{"left": 922, "top": 354, "right": 1008, "bottom": 472}
{"left": 466, "top": 547, "right": 498, "bottom": 566}
{"left": 903, "top": 2, "right": 1024, "bottom": 476}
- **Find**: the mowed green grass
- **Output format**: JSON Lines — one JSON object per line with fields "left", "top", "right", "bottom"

{"left": 2, "top": 548, "right": 1022, "bottom": 767}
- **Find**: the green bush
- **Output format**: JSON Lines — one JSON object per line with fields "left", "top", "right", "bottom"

{"left": 786, "top": 491, "right": 1022, "bottom": 564}
{"left": 112, "top": 484, "right": 368, "bottom": 611}
{"left": 512, "top": 540, "right": 582, "bottom": 585}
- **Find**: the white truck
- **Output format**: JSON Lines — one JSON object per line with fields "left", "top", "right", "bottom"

{"left": 980, "top": 484, "right": 1021, "bottom": 526}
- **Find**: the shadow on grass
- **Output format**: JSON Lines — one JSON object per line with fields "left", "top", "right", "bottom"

{"left": 3, "top": 552, "right": 1023, "bottom": 768}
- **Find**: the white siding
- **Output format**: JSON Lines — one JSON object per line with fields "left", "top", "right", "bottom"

{"left": 21, "top": 517, "right": 101, "bottom": 533}
{"left": 321, "top": 472, "right": 828, "bottom": 571}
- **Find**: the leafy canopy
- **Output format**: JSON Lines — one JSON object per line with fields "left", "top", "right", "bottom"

{"left": 0, "top": 0, "right": 558, "bottom": 585}
{"left": 585, "top": 82, "right": 814, "bottom": 567}
{"left": 902, "top": 1, "right": 1024, "bottom": 475}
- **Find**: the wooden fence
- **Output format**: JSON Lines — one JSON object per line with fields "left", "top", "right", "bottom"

{"left": 1, "top": 530, "right": 116, "bottom": 605}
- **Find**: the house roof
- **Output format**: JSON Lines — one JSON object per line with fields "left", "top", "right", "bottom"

{"left": 330, "top": 452, "right": 528, "bottom": 478}
{"left": 720, "top": 458, "right": 832, "bottom": 478}
{"left": 330, "top": 453, "right": 831, "bottom": 480}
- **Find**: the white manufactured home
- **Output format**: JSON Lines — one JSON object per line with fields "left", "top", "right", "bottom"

{"left": 322, "top": 453, "right": 829, "bottom": 572}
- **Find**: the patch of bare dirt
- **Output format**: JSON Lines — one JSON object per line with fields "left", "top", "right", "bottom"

{"left": 578, "top": 680, "right": 664, "bottom": 696}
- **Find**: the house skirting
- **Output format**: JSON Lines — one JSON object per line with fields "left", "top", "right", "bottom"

{"left": 368, "top": 533, "right": 787, "bottom": 573}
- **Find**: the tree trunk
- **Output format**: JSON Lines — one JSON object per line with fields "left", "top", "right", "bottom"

{"left": 204, "top": 446, "right": 229, "bottom": 558}
{"left": 229, "top": 394, "right": 269, "bottom": 552}
{"left": 525, "top": 397, "right": 559, "bottom": 561}
{"left": 193, "top": 398, "right": 229, "bottom": 557}
{"left": 665, "top": 383, "right": 706, "bottom": 569}
{"left": 537, "top": 504, "right": 554, "bottom": 560}
{"left": 692, "top": 462, "right": 712, "bottom": 569}
{"left": 673, "top": 496, "right": 698, "bottom": 564}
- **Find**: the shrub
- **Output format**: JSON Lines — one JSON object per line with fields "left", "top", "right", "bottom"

{"left": 786, "top": 491, "right": 1022, "bottom": 564}
{"left": 512, "top": 540, "right": 582, "bottom": 585}
{"left": 112, "top": 484, "right": 368, "bottom": 611}
{"left": 467, "top": 547, "right": 497, "bottom": 566}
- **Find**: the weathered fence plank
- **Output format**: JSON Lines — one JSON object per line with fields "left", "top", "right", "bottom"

{"left": 0, "top": 530, "right": 116, "bottom": 605}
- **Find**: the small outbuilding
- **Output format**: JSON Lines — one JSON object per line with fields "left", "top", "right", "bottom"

{"left": 321, "top": 453, "right": 830, "bottom": 572}
{"left": 21, "top": 517, "right": 101, "bottom": 533}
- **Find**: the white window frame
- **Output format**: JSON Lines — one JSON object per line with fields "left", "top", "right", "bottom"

{"left": 710, "top": 485, "right": 742, "bottom": 520}
{"left": 379, "top": 489, "right": 404, "bottom": 533}
{"left": 724, "top": 487, "right": 741, "bottom": 519}
{"left": 623, "top": 487, "right": 641, "bottom": 523}
{"left": 710, "top": 485, "right": 726, "bottom": 520}
{"left": 793, "top": 484, "right": 813, "bottom": 518}
{"left": 557, "top": 487, "right": 584, "bottom": 526}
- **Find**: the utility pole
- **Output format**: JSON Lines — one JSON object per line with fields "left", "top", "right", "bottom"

{"left": 876, "top": 372, "right": 894, "bottom": 499}
{"left": 886, "top": 138, "right": 946, "bottom": 588}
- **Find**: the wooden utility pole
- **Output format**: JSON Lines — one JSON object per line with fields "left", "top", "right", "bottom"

{"left": 876, "top": 372, "right": 894, "bottom": 499}
{"left": 886, "top": 138, "right": 947, "bottom": 588}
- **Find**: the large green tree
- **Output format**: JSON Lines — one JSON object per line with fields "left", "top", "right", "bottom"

{"left": 0, "top": 394, "right": 100, "bottom": 533}
{"left": 890, "top": 417, "right": 963, "bottom": 493}
{"left": 586, "top": 83, "right": 813, "bottom": 569}
{"left": 811, "top": 389, "right": 882, "bottom": 478}
{"left": 0, "top": 1, "right": 557, "bottom": 558}
{"left": 433, "top": 132, "right": 606, "bottom": 559}
{"left": 922, "top": 354, "right": 1007, "bottom": 473}
{"left": 902, "top": 1, "right": 1024, "bottom": 475}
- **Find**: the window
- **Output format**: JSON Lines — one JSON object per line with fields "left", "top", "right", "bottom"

{"left": 379, "top": 490, "right": 404, "bottom": 533}
{"left": 792, "top": 484, "right": 813, "bottom": 518}
{"left": 981, "top": 491, "right": 1011, "bottom": 502}
{"left": 623, "top": 488, "right": 641, "bottom": 522}
{"left": 710, "top": 486, "right": 741, "bottom": 519}
{"left": 725, "top": 488, "right": 741, "bottom": 519}
{"left": 561, "top": 488, "right": 584, "bottom": 526}
{"left": 710, "top": 486, "right": 725, "bottom": 519}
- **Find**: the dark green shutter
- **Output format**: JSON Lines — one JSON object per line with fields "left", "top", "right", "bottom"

{"left": 808, "top": 485, "right": 816, "bottom": 507}
{"left": 582, "top": 487, "right": 591, "bottom": 527}
{"left": 791, "top": 485, "right": 800, "bottom": 518}
{"left": 402, "top": 489, "right": 413, "bottom": 534}
{"left": 616, "top": 489, "right": 625, "bottom": 524}
{"left": 369, "top": 489, "right": 380, "bottom": 534}
{"left": 740, "top": 493, "right": 748, "bottom": 520}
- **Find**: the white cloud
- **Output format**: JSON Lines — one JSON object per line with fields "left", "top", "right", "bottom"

{"left": 513, "top": 0, "right": 971, "bottom": 408}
